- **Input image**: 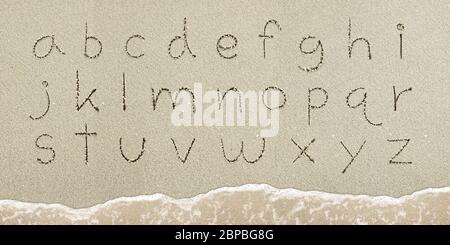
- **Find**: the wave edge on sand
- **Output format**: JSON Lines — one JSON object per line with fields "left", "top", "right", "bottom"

{"left": 1, "top": 184, "right": 449, "bottom": 224}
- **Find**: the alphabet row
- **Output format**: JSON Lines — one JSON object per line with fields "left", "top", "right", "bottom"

{"left": 32, "top": 18, "right": 406, "bottom": 70}
{"left": 29, "top": 71, "right": 414, "bottom": 128}
{"left": 34, "top": 125, "right": 413, "bottom": 174}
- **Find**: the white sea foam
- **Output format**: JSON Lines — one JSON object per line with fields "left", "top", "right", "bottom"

{"left": 1, "top": 184, "right": 449, "bottom": 224}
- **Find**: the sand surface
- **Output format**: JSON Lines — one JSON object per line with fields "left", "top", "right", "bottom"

{"left": 0, "top": 0, "right": 449, "bottom": 223}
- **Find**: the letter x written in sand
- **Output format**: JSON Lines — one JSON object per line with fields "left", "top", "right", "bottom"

{"left": 291, "top": 138, "right": 316, "bottom": 164}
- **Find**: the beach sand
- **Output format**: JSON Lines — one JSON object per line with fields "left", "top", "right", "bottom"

{"left": 0, "top": 0, "right": 449, "bottom": 224}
